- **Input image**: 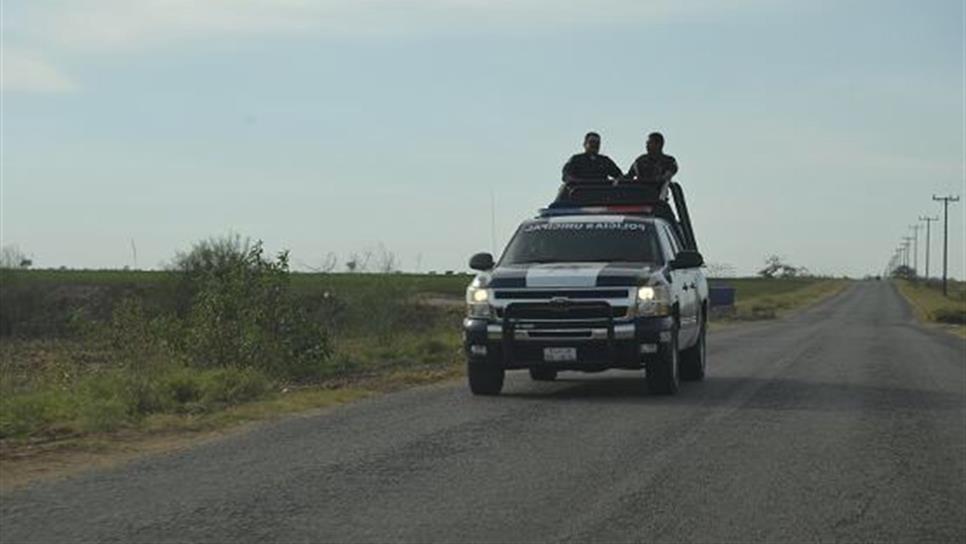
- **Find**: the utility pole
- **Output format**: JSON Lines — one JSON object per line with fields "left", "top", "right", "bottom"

{"left": 932, "top": 195, "right": 960, "bottom": 295}
{"left": 901, "top": 237, "right": 914, "bottom": 270}
{"left": 919, "top": 216, "right": 938, "bottom": 280}
{"left": 908, "top": 224, "right": 921, "bottom": 276}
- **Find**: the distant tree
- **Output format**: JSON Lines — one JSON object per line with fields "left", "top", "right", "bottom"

{"left": 373, "top": 244, "right": 398, "bottom": 273}
{"left": 0, "top": 245, "right": 31, "bottom": 269}
{"left": 318, "top": 252, "right": 338, "bottom": 273}
{"left": 345, "top": 250, "right": 372, "bottom": 273}
{"left": 345, "top": 245, "right": 398, "bottom": 273}
{"left": 758, "top": 255, "right": 808, "bottom": 279}
{"left": 891, "top": 265, "right": 916, "bottom": 279}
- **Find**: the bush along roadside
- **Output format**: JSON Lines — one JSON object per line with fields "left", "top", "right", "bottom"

{"left": 1, "top": 239, "right": 333, "bottom": 440}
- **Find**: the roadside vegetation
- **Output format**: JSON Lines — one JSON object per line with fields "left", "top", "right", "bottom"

{"left": 894, "top": 279, "right": 966, "bottom": 336}
{"left": 0, "top": 236, "right": 467, "bottom": 445}
{"left": 706, "top": 254, "right": 846, "bottom": 322}
{"left": 1, "top": 242, "right": 843, "bottom": 454}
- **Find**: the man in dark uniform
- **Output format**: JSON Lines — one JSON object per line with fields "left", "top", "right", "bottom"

{"left": 561, "top": 132, "right": 623, "bottom": 183}
{"left": 624, "top": 132, "right": 678, "bottom": 199}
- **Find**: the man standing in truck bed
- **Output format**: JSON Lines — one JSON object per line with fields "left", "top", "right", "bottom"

{"left": 625, "top": 132, "right": 678, "bottom": 200}
{"left": 561, "top": 132, "right": 623, "bottom": 183}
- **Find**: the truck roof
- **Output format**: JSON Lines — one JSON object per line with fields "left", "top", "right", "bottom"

{"left": 542, "top": 182, "right": 699, "bottom": 251}
{"left": 526, "top": 213, "right": 660, "bottom": 225}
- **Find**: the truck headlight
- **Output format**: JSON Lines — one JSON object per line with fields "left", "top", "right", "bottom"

{"left": 636, "top": 285, "right": 671, "bottom": 316}
{"left": 466, "top": 285, "right": 491, "bottom": 318}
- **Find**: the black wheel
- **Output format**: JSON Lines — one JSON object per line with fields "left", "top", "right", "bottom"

{"left": 647, "top": 323, "right": 680, "bottom": 395}
{"left": 680, "top": 319, "right": 706, "bottom": 382}
{"left": 468, "top": 360, "right": 505, "bottom": 395}
{"left": 529, "top": 367, "right": 558, "bottom": 381}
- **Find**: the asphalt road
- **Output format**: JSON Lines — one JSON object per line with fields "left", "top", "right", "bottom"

{"left": 2, "top": 281, "right": 964, "bottom": 543}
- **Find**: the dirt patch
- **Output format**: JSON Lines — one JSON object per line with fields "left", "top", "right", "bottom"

{"left": 0, "top": 426, "right": 243, "bottom": 492}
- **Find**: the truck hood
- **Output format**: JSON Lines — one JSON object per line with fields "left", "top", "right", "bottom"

{"left": 485, "top": 263, "right": 650, "bottom": 288}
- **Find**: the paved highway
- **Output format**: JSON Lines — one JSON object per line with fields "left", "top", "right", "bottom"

{"left": 2, "top": 281, "right": 964, "bottom": 543}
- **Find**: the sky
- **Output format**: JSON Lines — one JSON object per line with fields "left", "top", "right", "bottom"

{"left": 2, "top": 0, "right": 964, "bottom": 278}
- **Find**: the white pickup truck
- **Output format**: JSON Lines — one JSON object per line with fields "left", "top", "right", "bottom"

{"left": 462, "top": 183, "right": 708, "bottom": 396}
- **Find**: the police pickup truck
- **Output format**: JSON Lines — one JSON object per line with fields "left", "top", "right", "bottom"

{"left": 462, "top": 183, "right": 708, "bottom": 395}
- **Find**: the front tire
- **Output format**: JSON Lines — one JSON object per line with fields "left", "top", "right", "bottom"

{"left": 647, "top": 324, "right": 680, "bottom": 395}
{"left": 529, "top": 367, "right": 558, "bottom": 381}
{"left": 468, "top": 360, "right": 505, "bottom": 395}
{"left": 680, "top": 319, "right": 706, "bottom": 382}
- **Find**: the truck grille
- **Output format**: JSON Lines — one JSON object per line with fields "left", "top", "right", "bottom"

{"left": 493, "top": 289, "right": 631, "bottom": 300}
{"left": 497, "top": 302, "right": 627, "bottom": 320}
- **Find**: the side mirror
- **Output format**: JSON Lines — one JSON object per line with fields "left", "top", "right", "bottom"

{"left": 670, "top": 250, "right": 704, "bottom": 270}
{"left": 469, "top": 252, "right": 495, "bottom": 271}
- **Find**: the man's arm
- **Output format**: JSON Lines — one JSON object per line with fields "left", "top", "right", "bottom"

{"left": 624, "top": 158, "right": 639, "bottom": 181}
{"left": 604, "top": 156, "right": 624, "bottom": 180}
{"left": 562, "top": 155, "right": 578, "bottom": 183}
{"left": 665, "top": 156, "right": 678, "bottom": 179}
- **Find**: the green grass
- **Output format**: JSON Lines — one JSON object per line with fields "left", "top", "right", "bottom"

{"left": 0, "top": 327, "right": 463, "bottom": 442}
{"left": 290, "top": 272, "right": 472, "bottom": 297}
{"left": 5, "top": 268, "right": 472, "bottom": 295}
{"left": 894, "top": 279, "right": 966, "bottom": 336}
{"left": 0, "top": 340, "right": 269, "bottom": 439}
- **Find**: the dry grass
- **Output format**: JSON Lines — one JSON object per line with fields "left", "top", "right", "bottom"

{"left": 894, "top": 279, "right": 966, "bottom": 337}
{"left": 712, "top": 278, "right": 848, "bottom": 322}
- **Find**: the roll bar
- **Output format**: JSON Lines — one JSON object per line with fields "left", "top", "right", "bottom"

{"left": 543, "top": 181, "right": 699, "bottom": 251}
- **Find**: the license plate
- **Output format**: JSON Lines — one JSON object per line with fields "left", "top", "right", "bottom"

{"left": 543, "top": 347, "right": 577, "bottom": 362}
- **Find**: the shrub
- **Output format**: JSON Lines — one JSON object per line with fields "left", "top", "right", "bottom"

{"left": 179, "top": 242, "right": 331, "bottom": 380}
{"left": 168, "top": 233, "right": 254, "bottom": 315}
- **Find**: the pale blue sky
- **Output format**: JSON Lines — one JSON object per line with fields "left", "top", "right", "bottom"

{"left": 2, "top": 0, "right": 964, "bottom": 277}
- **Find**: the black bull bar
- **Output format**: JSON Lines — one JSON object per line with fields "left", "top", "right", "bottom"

{"left": 500, "top": 301, "right": 617, "bottom": 364}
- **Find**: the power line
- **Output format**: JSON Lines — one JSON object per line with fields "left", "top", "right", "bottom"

{"left": 932, "top": 194, "right": 960, "bottom": 295}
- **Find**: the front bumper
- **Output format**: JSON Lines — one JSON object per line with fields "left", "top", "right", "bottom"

{"left": 462, "top": 316, "right": 675, "bottom": 371}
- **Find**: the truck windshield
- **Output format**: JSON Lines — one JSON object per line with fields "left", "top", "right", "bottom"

{"left": 500, "top": 220, "right": 662, "bottom": 265}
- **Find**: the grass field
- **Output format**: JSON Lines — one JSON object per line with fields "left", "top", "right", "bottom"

{"left": 5, "top": 268, "right": 473, "bottom": 294}
{"left": 894, "top": 279, "right": 966, "bottom": 337}
{"left": 0, "top": 270, "right": 845, "bottom": 452}
{"left": 710, "top": 277, "right": 848, "bottom": 321}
